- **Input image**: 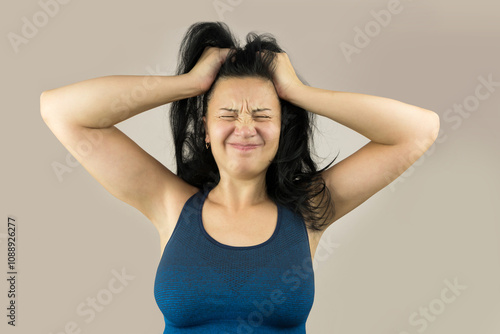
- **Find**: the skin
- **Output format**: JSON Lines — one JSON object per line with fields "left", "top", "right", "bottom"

{"left": 41, "top": 45, "right": 439, "bottom": 258}
{"left": 202, "top": 76, "right": 281, "bottom": 213}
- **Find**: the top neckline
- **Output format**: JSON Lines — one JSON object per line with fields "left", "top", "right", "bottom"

{"left": 198, "top": 186, "right": 281, "bottom": 250}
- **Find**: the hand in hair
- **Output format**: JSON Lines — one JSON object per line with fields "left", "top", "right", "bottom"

{"left": 187, "top": 46, "right": 232, "bottom": 94}
{"left": 263, "top": 51, "right": 305, "bottom": 101}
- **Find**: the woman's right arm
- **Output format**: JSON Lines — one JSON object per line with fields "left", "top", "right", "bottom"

{"left": 40, "top": 74, "right": 202, "bottom": 232}
{"left": 40, "top": 47, "right": 230, "bottom": 232}
{"left": 40, "top": 74, "right": 201, "bottom": 128}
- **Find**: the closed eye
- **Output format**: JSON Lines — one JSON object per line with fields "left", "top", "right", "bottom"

{"left": 220, "top": 115, "right": 270, "bottom": 119}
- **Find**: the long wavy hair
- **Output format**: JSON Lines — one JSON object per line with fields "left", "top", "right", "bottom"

{"left": 169, "top": 21, "right": 338, "bottom": 231}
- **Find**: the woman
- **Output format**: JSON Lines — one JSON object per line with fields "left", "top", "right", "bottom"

{"left": 40, "top": 22, "right": 439, "bottom": 333}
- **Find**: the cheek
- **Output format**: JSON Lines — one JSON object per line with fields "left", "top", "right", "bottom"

{"left": 211, "top": 123, "right": 233, "bottom": 141}
{"left": 261, "top": 126, "right": 281, "bottom": 144}
{"left": 269, "top": 120, "right": 282, "bottom": 137}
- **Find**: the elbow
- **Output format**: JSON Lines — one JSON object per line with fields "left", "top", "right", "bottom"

{"left": 416, "top": 110, "right": 440, "bottom": 151}
{"left": 40, "top": 91, "right": 48, "bottom": 120}
{"left": 400, "top": 109, "right": 440, "bottom": 150}
{"left": 428, "top": 110, "right": 440, "bottom": 142}
{"left": 40, "top": 90, "right": 54, "bottom": 123}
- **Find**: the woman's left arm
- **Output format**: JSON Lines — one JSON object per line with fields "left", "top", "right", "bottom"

{"left": 271, "top": 52, "right": 439, "bottom": 145}
{"left": 288, "top": 85, "right": 439, "bottom": 145}
{"left": 271, "top": 52, "right": 440, "bottom": 229}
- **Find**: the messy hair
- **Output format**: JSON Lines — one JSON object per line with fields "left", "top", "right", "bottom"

{"left": 169, "top": 21, "right": 338, "bottom": 231}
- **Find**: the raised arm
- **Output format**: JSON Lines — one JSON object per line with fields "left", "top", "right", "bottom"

{"left": 41, "top": 74, "right": 200, "bottom": 128}
{"left": 40, "top": 47, "right": 231, "bottom": 233}
{"left": 270, "top": 52, "right": 440, "bottom": 231}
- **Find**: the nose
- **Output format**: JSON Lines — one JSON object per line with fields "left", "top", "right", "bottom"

{"left": 234, "top": 122, "right": 257, "bottom": 137}
{"left": 234, "top": 114, "right": 257, "bottom": 137}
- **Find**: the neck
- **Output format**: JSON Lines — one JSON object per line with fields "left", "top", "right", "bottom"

{"left": 209, "top": 175, "right": 269, "bottom": 213}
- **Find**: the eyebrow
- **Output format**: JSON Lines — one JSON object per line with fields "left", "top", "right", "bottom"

{"left": 219, "top": 108, "right": 271, "bottom": 112}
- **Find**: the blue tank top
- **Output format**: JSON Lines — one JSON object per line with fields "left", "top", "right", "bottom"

{"left": 154, "top": 185, "right": 315, "bottom": 333}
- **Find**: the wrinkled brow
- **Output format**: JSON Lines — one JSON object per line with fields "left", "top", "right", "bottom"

{"left": 219, "top": 107, "right": 272, "bottom": 112}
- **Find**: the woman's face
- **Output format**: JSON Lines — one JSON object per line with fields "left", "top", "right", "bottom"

{"left": 203, "top": 76, "right": 281, "bottom": 180}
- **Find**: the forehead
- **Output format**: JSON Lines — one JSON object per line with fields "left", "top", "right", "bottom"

{"left": 209, "top": 77, "right": 280, "bottom": 108}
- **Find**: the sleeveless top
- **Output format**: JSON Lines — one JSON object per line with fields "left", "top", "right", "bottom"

{"left": 153, "top": 184, "right": 315, "bottom": 333}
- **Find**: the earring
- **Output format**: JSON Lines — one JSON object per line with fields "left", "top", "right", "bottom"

{"left": 205, "top": 142, "right": 210, "bottom": 149}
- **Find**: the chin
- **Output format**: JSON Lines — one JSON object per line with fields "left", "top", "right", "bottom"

{"left": 225, "top": 163, "right": 264, "bottom": 175}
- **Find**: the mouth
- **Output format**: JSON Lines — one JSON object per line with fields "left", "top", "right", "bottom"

{"left": 229, "top": 144, "right": 261, "bottom": 151}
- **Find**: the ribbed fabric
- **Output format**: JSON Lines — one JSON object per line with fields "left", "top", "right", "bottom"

{"left": 154, "top": 184, "right": 314, "bottom": 333}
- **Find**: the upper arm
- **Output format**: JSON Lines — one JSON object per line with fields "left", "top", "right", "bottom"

{"left": 319, "top": 132, "right": 438, "bottom": 230}
{"left": 41, "top": 107, "right": 193, "bottom": 232}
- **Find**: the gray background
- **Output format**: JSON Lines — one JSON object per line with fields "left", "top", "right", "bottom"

{"left": 2, "top": 0, "right": 499, "bottom": 333}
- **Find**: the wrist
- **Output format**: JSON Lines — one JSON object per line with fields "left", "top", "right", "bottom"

{"left": 177, "top": 73, "right": 204, "bottom": 99}
{"left": 282, "top": 82, "right": 307, "bottom": 104}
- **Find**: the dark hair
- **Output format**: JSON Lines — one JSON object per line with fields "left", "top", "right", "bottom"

{"left": 169, "top": 21, "right": 338, "bottom": 231}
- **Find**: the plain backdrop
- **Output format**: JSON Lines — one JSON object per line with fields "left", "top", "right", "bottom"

{"left": 2, "top": 0, "right": 499, "bottom": 333}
